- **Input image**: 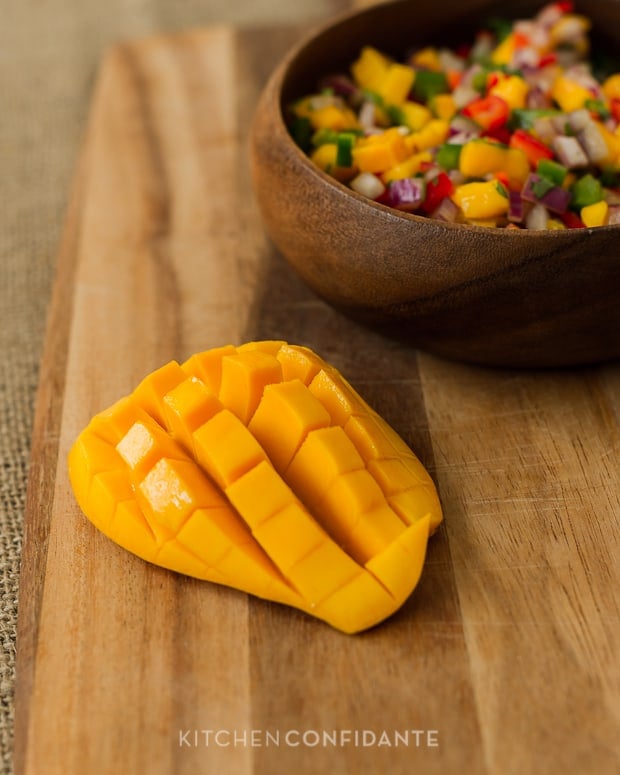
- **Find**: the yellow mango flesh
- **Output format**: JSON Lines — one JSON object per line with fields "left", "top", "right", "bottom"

{"left": 68, "top": 341, "right": 442, "bottom": 633}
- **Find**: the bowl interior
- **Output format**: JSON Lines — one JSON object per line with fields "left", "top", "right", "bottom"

{"left": 280, "top": 0, "right": 620, "bottom": 125}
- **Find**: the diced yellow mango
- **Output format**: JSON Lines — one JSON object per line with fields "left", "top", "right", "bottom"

{"left": 452, "top": 180, "right": 510, "bottom": 219}
{"left": 308, "top": 368, "right": 365, "bottom": 426}
{"left": 551, "top": 74, "right": 593, "bottom": 113}
{"left": 310, "top": 144, "right": 357, "bottom": 182}
{"left": 318, "top": 469, "right": 394, "bottom": 561}
{"left": 286, "top": 426, "right": 365, "bottom": 510}
{"left": 490, "top": 32, "right": 516, "bottom": 65}
{"left": 215, "top": 543, "right": 298, "bottom": 607}
{"left": 581, "top": 200, "right": 609, "bottom": 227}
{"left": 275, "top": 343, "right": 323, "bottom": 384}
{"left": 365, "top": 516, "right": 430, "bottom": 599}
{"left": 249, "top": 379, "right": 331, "bottom": 472}
{"left": 351, "top": 46, "right": 391, "bottom": 90}
{"left": 399, "top": 101, "right": 432, "bottom": 131}
{"left": 219, "top": 350, "right": 282, "bottom": 424}
{"left": 193, "top": 409, "right": 267, "bottom": 489}
{"left": 389, "top": 485, "right": 443, "bottom": 532}
{"left": 88, "top": 395, "right": 151, "bottom": 445}
{"left": 68, "top": 342, "right": 443, "bottom": 633}
{"left": 225, "top": 460, "right": 298, "bottom": 529}
{"left": 430, "top": 93, "right": 457, "bottom": 120}
{"left": 308, "top": 105, "right": 359, "bottom": 131}
{"left": 376, "top": 63, "right": 416, "bottom": 105}
{"left": 163, "top": 377, "right": 222, "bottom": 453}
{"left": 111, "top": 499, "right": 158, "bottom": 561}
{"left": 405, "top": 119, "right": 450, "bottom": 153}
{"left": 177, "top": 506, "right": 253, "bottom": 566}
{"left": 252, "top": 502, "right": 327, "bottom": 574}
{"left": 133, "top": 361, "right": 187, "bottom": 427}
{"left": 238, "top": 340, "right": 286, "bottom": 356}
{"left": 602, "top": 73, "right": 620, "bottom": 101}
{"left": 315, "top": 570, "right": 395, "bottom": 634}
{"left": 489, "top": 75, "right": 529, "bottom": 110}
{"left": 411, "top": 46, "right": 441, "bottom": 71}
{"left": 287, "top": 540, "right": 361, "bottom": 607}
{"left": 367, "top": 456, "right": 423, "bottom": 495}
{"left": 382, "top": 151, "right": 433, "bottom": 183}
{"left": 155, "top": 539, "right": 210, "bottom": 578}
{"left": 138, "top": 457, "right": 223, "bottom": 533}
{"left": 116, "top": 420, "right": 184, "bottom": 478}
{"left": 182, "top": 344, "right": 236, "bottom": 393}
{"left": 596, "top": 121, "right": 620, "bottom": 166}
{"left": 352, "top": 130, "right": 410, "bottom": 173}
{"left": 344, "top": 413, "right": 403, "bottom": 461}
{"left": 459, "top": 140, "right": 529, "bottom": 188}
{"left": 88, "top": 470, "right": 134, "bottom": 533}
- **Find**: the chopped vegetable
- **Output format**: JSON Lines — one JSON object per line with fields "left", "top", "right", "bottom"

{"left": 571, "top": 173, "right": 604, "bottom": 208}
{"left": 68, "top": 341, "right": 443, "bottom": 634}
{"left": 289, "top": 3, "right": 620, "bottom": 229}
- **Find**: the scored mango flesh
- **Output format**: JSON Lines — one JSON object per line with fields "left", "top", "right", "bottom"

{"left": 68, "top": 341, "right": 442, "bottom": 633}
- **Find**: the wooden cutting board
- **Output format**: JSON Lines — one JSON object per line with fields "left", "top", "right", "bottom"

{"left": 14, "top": 22, "right": 620, "bottom": 775}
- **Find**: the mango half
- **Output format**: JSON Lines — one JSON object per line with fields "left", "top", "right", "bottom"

{"left": 68, "top": 341, "right": 442, "bottom": 633}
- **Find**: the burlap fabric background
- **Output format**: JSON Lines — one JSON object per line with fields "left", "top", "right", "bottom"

{"left": 1, "top": 1, "right": 355, "bottom": 771}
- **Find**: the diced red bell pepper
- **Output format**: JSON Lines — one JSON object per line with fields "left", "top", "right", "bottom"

{"left": 538, "top": 52, "right": 558, "bottom": 68}
{"left": 560, "top": 211, "right": 586, "bottom": 229}
{"left": 462, "top": 95, "right": 510, "bottom": 131}
{"left": 483, "top": 125, "right": 512, "bottom": 145}
{"left": 494, "top": 170, "right": 512, "bottom": 191}
{"left": 610, "top": 98, "right": 620, "bottom": 123}
{"left": 509, "top": 129, "right": 554, "bottom": 167}
{"left": 513, "top": 31, "right": 530, "bottom": 49}
{"left": 555, "top": 1, "right": 574, "bottom": 13}
{"left": 421, "top": 171, "right": 455, "bottom": 213}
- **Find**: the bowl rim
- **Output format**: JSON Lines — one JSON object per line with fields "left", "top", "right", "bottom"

{"left": 266, "top": 0, "right": 620, "bottom": 238}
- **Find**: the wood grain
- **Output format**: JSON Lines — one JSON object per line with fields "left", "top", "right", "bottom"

{"left": 14, "top": 18, "right": 620, "bottom": 775}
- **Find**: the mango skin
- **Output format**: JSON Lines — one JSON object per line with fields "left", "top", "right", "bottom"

{"left": 68, "top": 341, "right": 442, "bottom": 633}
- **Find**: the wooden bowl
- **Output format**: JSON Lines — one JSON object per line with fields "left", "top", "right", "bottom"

{"left": 250, "top": 0, "right": 620, "bottom": 368}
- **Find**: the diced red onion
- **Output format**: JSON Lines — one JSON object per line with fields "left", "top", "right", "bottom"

{"left": 522, "top": 173, "right": 572, "bottom": 213}
{"left": 469, "top": 32, "right": 493, "bottom": 62}
{"left": 358, "top": 101, "right": 377, "bottom": 131}
{"left": 605, "top": 189, "right": 620, "bottom": 206}
{"left": 387, "top": 177, "right": 426, "bottom": 211}
{"left": 533, "top": 116, "right": 559, "bottom": 142}
{"left": 449, "top": 114, "right": 480, "bottom": 136}
{"left": 536, "top": 4, "right": 563, "bottom": 29}
{"left": 430, "top": 197, "right": 459, "bottom": 222}
{"left": 577, "top": 123, "right": 609, "bottom": 163}
{"left": 318, "top": 73, "right": 359, "bottom": 98}
{"left": 608, "top": 205, "right": 620, "bottom": 225}
{"left": 551, "top": 135, "right": 590, "bottom": 168}
{"left": 513, "top": 46, "right": 539, "bottom": 70}
{"left": 527, "top": 86, "right": 551, "bottom": 109}
{"left": 567, "top": 109, "right": 591, "bottom": 132}
{"left": 424, "top": 166, "right": 441, "bottom": 183}
{"left": 448, "top": 131, "right": 478, "bottom": 146}
{"left": 508, "top": 190, "right": 525, "bottom": 223}
{"left": 350, "top": 172, "right": 386, "bottom": 200}
{"left": 309, "top": 94, "right": 339, "bottom": 111}
{"left": 459, "top": 63, "right": 483, "bottom": 89}
{"left": 452, "top": 85, "right": 480, "bottom": 109}
{"left": 438, "top": 48, "right": 465, "bottom": 73}
{"left": 448, "top": 169, "right": 466, "bottom": 186}
{"left": 525, "top": 202, "right": 549, "bottom": 230}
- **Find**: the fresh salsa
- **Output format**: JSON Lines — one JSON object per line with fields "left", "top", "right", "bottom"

{"left": 288, "top": 2, "right": 620, "bottom": 229}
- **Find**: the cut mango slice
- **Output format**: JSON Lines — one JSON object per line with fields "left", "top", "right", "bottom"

{"left": 68, "top": 341, "right": 443, "bottom": 633}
